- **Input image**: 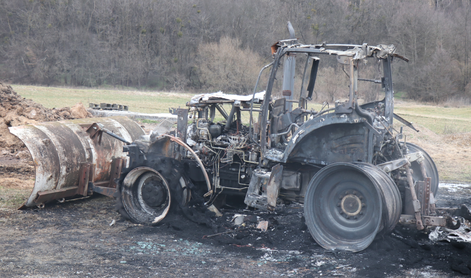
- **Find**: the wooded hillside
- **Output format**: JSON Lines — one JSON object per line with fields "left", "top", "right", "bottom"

{"left": 0, "top": 0, "right": 470, "bottom": 103}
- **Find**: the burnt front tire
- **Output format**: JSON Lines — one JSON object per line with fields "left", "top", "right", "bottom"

{"left": 120, "top": 167, "right": 171, "bottom": 224}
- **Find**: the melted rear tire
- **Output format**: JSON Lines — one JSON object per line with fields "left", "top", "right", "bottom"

{"left": 304, "top": 162, "right": 402, "bottom": 252}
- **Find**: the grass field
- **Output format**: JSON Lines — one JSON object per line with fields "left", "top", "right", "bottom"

{"left": 12, "top": 85, "right": 194, "bottom": 114}
{"left": 13, "top": 84, "right": 471, "bottom": 134}
{"left": 394, "top": 103, "right": 471, "bottom": 135}
{"left": 10, "top": 84, "right": 471, "bottom": 182}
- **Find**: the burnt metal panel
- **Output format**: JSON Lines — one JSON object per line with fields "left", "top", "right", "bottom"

{"left": 147, "top": 136, "right": 175, "bottom": 158}
{"left": 92, "top": 185, "right": 117, "bottom": 198}
{"left": 177, "top": 108, "right": 189, "bottom": 159}
{"left": 279, "top": 165, "right": 319, "bottom": 203}
{"left": 288, "top": 123, "right": 369, "bottom": 165}
{"left": 35, "top": 121, "right": 87, "bottom": 190}
{"left": 383, "top": 56, "right": 394, "bottom": 125}
{"left": 244, "top": 169, "right": 270, "bottom": 209}
{"left": 267, "top": 164, "right": 283, "bottom": 210}
{"left": 107, "top": 158, "right": 123, "bottom": 189}
{"left": 280, "top": 170, "right": 302, "bottom": 190}
{"left": 34, "top": 187, "right": 79, "bottom": 204}
{"left": 9, "top": 125, "right": 61, "bottom": 203}
{"left": 265, "top": 111, "right": 372, "bottom": 164}
{"left": 177, "top": 108, "right": 188, "bottom": 141}
{"left": 76, "top": 163, "right": 91, "bottom": 196}
{"left": 306, "top": 58, "right": 319, "bottom": 100}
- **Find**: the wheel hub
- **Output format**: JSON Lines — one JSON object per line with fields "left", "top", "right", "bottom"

{"left": 339, "top": 191, "right": 364, "bottom": 218}
{"left": 138, "top": 173, "right": 168, "bottom": 209}
{"left": 141, "top": 178, "right": 166, "bottom": 208}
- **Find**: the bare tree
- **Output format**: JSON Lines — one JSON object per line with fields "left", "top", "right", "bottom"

{"left": 197, "top": 36, "right": 267, "bottom": 94}
{"left": 0, "top": 0, "right": 468, "bottom": 103}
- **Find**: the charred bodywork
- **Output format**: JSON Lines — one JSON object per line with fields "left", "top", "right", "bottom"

{"left": 116, "top": 25, "right": 452, "bottom": 252}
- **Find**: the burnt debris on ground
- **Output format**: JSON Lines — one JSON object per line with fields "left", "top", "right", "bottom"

{"left": 151, "top": 196, "right": 471, "bottom": 277}
{"left": 116, "top": 173, "right": 471, "bottom": 277}
{"left": 1, "top": 191, "right": 470, "bottom": 277}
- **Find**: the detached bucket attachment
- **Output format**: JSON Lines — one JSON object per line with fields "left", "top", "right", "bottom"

{"left": 8, "top": 116, "right": 144, "bottom": 208}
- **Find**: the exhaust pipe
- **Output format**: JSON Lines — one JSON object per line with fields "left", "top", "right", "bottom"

{"left": 8, "top": 116, "right": 144, "bottom": 208}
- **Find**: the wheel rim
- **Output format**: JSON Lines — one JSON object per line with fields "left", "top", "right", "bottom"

{"left": 122, "top": 167, "right": 171, "bottom": 224}
{"left": 137, "top": 173, "right": 168, "bottom": 214}
{"left": 304, "top": 163, "right": 383, "bottom": 252}
{"left": 357, "top": 163, "right": 402, "bottom": 235}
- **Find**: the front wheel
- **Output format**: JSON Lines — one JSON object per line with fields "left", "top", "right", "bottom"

{"left": 120, "top": 167, "right": 171, "bottom": 224}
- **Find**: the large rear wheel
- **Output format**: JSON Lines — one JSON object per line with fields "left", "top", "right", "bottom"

{"left": 304, "top": 162, "right": 402, "bottom": 252}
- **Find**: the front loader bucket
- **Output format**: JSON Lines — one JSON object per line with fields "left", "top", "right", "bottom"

{"left": 8, "top": 117, "right": 145, "bottom": 208}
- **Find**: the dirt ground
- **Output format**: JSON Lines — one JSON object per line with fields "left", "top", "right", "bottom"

{"left": 0, "top": 185, "right": 470, "bottom": 277}
{"left": 1, "top": 84, "right": 471, "bottom": 277}
{"left": 1, "top": 141, "right": 470, "bottom": 277}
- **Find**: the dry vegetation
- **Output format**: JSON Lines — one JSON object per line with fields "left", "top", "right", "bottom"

{"left": 197, "top": 37, "right": 266, "bottom": 95}
{"left": 403, "top": 125, "right": 471, "bottom": 182}
{"left": 395, "top": 101, "right": 471, "bottom": 182}
{"left": 0, "top": 178, "right": 34, "bottom": 209}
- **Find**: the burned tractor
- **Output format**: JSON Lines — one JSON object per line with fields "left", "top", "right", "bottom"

{"left": 116, "top": 25, "right": 443, "bottom": 252}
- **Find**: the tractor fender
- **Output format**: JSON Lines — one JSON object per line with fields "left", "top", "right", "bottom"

{"left": 265, "top": 112, "right": 371, "bottom": 165}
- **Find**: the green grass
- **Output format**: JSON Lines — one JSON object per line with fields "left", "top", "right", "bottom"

{"left": 136, "top": 119, "right": 159, "bottom": 124}
{"left": 13, "top": 85, "right": 192, "bottom": 114}
{"left": 0, "top": 186, "right": 30, "bottom": 209}
{"left": 394, "top": 105, "right": 471, "bottom": 134}
{"left": 13, "top": 84, "right": 328, "bottom": 115}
